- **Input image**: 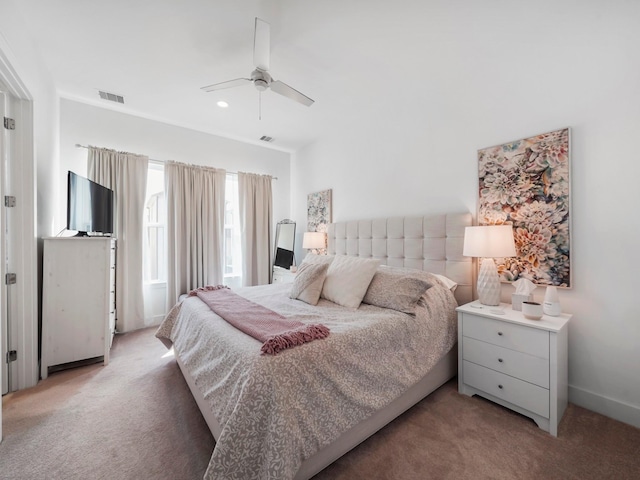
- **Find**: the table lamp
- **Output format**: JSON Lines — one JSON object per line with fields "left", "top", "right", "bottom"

{"left": 302, "top": 231, "right": 327, "bottom": 255}
{"left": 463, "top": 225, "right": 517, "bottom": 306}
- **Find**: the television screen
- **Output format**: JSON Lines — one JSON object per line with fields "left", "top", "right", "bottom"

{"left": 274, "top": 247, "right": 294, "bottom": 269}
{"left": 67, "top": 171, "right": 114, "bottom": 236}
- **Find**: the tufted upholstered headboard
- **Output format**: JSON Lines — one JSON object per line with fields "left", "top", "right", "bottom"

{"left": 327, "top": 213, "right": 474, "bottom": 305}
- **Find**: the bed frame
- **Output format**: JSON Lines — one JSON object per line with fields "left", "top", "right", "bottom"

{"left": 175, "top": 212, "right": 473, "bottom": 480}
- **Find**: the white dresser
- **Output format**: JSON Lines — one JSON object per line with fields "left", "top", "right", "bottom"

{"left": 457, "top": 302, "right": 571, "bottom": 436}
{"left": 41, "top": 237, "right": 116, "bottom": 379}
{"left": 272, "top": 266, "right": 296, "bottom": 284}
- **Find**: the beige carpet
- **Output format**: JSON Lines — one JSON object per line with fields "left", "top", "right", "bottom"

{"left": 2, "top": 327, "right": 639, "bottom": 480}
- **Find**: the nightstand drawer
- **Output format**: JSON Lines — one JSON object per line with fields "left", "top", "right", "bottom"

{"left": 463, "top": 361, "right": 550, "bottom": 418}
{"left": 463, "top": 315, "right": 549, "bottom": 359}
{"left": 463, "top": 337, "right": 549, "bottom": 388}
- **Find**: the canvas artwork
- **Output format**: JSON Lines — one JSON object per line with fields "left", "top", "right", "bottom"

{"left": 307, "top": 189, "right": 332, "bottom": 233}
{"left": 478, "top": 128, "right": 571, "bottom": 287}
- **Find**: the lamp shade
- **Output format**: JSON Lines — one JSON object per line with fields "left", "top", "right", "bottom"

{"left": 463, "top": 225, "right": 517, "bottom": 258}
{"left": 302, "top": 231, "right": 326, "bottom": 250}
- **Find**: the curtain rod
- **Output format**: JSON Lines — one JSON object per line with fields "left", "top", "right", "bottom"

{"left": 75, "top": 144, "right": 277, "bottom": 180}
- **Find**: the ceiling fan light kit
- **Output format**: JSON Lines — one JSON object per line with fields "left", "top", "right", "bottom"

{"left": 201, "top": 18, "right": 314, "bottom": 110}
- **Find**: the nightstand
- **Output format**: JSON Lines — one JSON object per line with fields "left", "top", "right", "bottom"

{"left": 456, "top": 302, "right": 571, "bottom": 436}
{"left": 272, "top": 266, "right": 296, "bottom": 284}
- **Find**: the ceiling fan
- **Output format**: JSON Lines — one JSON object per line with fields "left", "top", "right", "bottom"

{"left": 201, "top": 18, "right": 314, "bottom": 108}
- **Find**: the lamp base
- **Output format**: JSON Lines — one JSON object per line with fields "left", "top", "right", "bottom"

{"left": 477, "top": 258, "right": 501, "bottom": 306}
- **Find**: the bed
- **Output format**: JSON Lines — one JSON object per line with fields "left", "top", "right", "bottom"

{"left": 156, "top": 213, "right": 473, "bottom": 480}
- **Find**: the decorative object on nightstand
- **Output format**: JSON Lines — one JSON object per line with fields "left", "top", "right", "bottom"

{"left": 543, "top": 286, "right": 562, "bottom": 316}
{"left": 521, "top": 301, "right": 543, "bottom": 320}
{"left": 512, "top": 278, "right": 535, "bottom": 311}
{"left": 463, "top": 225, "right": 516, "bottom": 306}
{"left": 303, "top": 231, "right": 327, "bottom": 256}
{"left": 457, "top": 302, "right": 571, "bottom": 436}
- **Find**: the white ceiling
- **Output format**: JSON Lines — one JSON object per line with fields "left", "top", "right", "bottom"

{"left": 14, "top": 0, "right": 446, "bottom": 152}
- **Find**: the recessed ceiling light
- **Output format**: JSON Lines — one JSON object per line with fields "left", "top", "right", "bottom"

{"left": 217, "top": 101, "right": 229, "bottom": 108}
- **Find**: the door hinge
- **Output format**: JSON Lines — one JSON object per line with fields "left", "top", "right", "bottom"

{"left": 6, "top": 350, "right": 17, "bottom": 363}
{"left": 4, "top": 117, "right": 15, "bottom": 130}
{"left": 4, "top": 195, "right": 16, "bottom": 207}
{"left": 5, "top": 273, "right": 17, "bottom": 285}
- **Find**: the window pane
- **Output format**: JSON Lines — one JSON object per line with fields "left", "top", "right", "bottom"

{"left": 224, "top": 174, "right": 242, "bottom": 287}
{"left": 144, "top": 164, "right": 166, "bottom": 283}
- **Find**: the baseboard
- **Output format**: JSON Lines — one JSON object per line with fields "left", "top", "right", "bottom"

{"left": 146, "top": 314, "right": 166, "bottom": 327}
{"left": 569, "top": 384, "right": 640, "bottom": 429}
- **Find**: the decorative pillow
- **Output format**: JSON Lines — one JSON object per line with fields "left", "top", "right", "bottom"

{"left": 321, "top": 255, "right": 380, "bottom": 309}
{"left": 363, "top": 269, "right": 432, "bottom": 314}
{"left": 433, "top": 274, "right": 458, "bottom": 292}
{"left": 301, "top": 253, "right": 335, "bottom": 266}
{"left": 289, "top": 262, "right": 329, "bottom": 306}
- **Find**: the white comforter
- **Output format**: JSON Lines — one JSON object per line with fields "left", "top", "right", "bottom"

{"left": 156, "top": 279, "right": 457, "bottom": 480}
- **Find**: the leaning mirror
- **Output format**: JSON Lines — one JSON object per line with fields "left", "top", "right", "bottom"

{"left": 273, "top": 219, "right": 296, "bottom": 271}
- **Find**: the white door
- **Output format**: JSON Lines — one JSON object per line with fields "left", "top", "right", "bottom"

{"left": 0, "top": 89, "right": 6, "bottom": 441}
{"left": 0, "top": 55, "right": 39, "bottom": 444}
{"left": 0, "top": 90, "right": 11, "bottom": 396}
{"left": 0, "top": 87, "right": 21, "bottom": 398}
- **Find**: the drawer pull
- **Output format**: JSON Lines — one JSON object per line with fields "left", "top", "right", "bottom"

{"left": 498, "top": 384, "right": 503, "bottom": 389}
{"left": 498, "top": 358, "right": 503, "bottom": 363}
{"left": 498, "top": 332, "right": 503, "bottom": 336}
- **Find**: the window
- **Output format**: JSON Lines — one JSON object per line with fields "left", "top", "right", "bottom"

{"left": 143, "top": 164, "right": 166, "bottom": 283}
{"left": 224, "top": 174, "right": 243, "bottom": 288}
{"left": 142, "top": 165, "right": 242, "bottom": 287}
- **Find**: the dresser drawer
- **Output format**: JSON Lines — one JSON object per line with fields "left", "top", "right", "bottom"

{"left": 463, "top": 360, "right": 550, "bottom": 418}
{"left": 463, "top": 337, "right": 550, "bottom": 388}
{"left": 272, "top": 270, "right": 295, "bottom": 284}
{"left": 463, "top": 315, "right": 549, "bottom": 359}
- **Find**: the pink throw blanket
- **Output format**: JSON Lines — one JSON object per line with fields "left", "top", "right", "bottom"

{"left": 190, "top": 286, "right": 330, "bottom": 355}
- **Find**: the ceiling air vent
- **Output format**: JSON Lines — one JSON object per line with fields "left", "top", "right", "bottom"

{"left": 259, "top": 135, "right": 274, "bottom": 143}
{"left": 98, "top": 90, "right": 125, "bottom": 104}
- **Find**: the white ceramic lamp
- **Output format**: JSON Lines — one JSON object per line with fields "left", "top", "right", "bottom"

{"left": 302, "top": 231, "right": 327, "bottom": 255}
{"left": 463, "top": 225, "right": 517, "bottom": 306}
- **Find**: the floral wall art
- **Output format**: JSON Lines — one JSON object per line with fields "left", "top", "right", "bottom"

{"left": 478, "top": 128, "right": 571, "bottom": 287}
{"left": 307, "top": 189, "right": 332, "bottom": 233}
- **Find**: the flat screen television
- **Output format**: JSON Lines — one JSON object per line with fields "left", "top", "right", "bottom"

{"left": 67, "top": 171, "right": 115, "bottom": 236}
{"left": 274, "top": 247, "right": 294, "bottom": 269}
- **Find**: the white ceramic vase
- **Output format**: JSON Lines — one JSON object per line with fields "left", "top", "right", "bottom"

{"left": 543, "top": 286, "right": 562, "bottom": 316}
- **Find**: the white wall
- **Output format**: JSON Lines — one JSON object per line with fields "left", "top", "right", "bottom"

{"left": 291, "top": 2, "right": 640, "bottom": 428}
{"left": 59, "top": 99, "right": 291, "bottom": 325}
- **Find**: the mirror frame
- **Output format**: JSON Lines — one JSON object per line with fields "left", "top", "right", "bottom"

{"left": 273, "top": 219, "right": 296, "bottom": 271}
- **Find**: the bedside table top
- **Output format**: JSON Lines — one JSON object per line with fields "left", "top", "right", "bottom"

{"left": 456, "top": 301, "right": 571, "bottom": 333}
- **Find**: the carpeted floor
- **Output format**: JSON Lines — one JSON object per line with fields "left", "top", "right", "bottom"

{"left": 1, "top": 327, "right": 639, "bottom": 480}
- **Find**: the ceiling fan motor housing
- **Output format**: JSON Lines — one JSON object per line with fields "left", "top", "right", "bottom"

{"left": 251, "top": 69, "right": 271, "bottom": 91}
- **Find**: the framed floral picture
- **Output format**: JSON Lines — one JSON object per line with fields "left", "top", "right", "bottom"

{"left": 478, "top": 128, "right": 571, "bottom": 287}
{"left": 307, "top": 189, "right": 332, "bottom": 233}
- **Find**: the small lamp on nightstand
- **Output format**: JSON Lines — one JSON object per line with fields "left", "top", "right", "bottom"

{"left": 302, "top": 231, "right": 327, "bottom": 255}
{"left": 463, "top": 225, "right": 517, "bottom": 306}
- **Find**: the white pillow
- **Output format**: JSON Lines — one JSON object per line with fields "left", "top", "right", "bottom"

{"left": 301, "top": 253, "right": 335, "bottom": 266}
{"left": 433, "top": 273, "right": 458, "bottom": 292}
{"left": 289, "top": 262, "right": 329, "bottom": 306}
{"left": 321, "top": 255, "right": 380, "bottom": 309}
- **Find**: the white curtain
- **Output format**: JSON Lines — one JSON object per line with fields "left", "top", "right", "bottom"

{"left": 165, "top": 161, "right": 226, "bottom": 307}
{"left": 238, "top": 172, "right": 273, "bottom": 286}
{"left": 88, "top": 147, "right": 149, "bottom": 332}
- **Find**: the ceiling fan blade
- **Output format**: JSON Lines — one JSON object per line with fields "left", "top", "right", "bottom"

{"left": 253, "top": 18, "right": 270, "bottom": 71}
{"left": 270, "top": 80, "right": 314, "bottom": 106}
{"left": 201, "top": 78, "right": 251, "bottom": 92}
